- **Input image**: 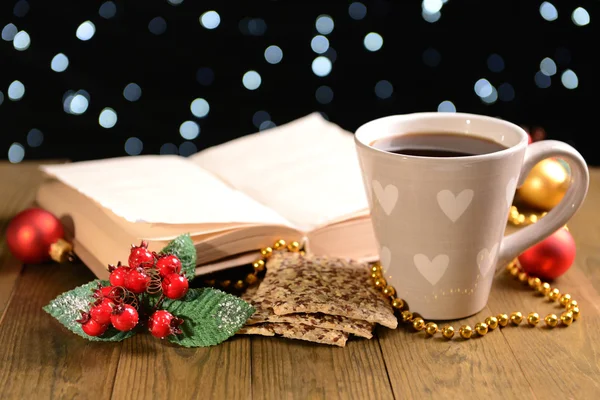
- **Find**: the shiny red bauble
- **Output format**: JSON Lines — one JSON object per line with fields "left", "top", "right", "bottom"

{"left": 156, "top": 254, "right": 182, "bottom": 278}
{"left": 6, "top": 208, "right": 64, "bottom": 263}
{"left": 518, "top": 227, "right": 576, "bottom": 281}
{"left": 162, "top": 274, "right": 189, "bottom": 300}
{"left": 110, "top": 304, "right": 139, "bottom": 332}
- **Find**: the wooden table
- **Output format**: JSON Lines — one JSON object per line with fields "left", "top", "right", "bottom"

{"left": 1, "top": 161, "right": 599, "bottom": 399}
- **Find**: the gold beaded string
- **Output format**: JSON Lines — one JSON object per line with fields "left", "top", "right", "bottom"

{"left": 508, "top": 205, "right": 547, "bottom": 226}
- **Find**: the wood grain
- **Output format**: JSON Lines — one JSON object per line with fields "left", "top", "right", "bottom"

{"left": 111, "top": 335, "right": 252, "bottom": 399}
{"left": 251, "top": 335, "right": 394, "bottom": 400}
{"left": 0, "top": 162, "right": 63, "bottom": 317}
{"left": 0, "top": 262, "right": 121, "bottom": 399}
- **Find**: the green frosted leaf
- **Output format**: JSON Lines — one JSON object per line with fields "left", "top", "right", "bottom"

{"left": 159, "top": 233, "right": 196, "bottom": 280}
{"left": 162, "top": 288, "right": 255, "bottom": 348}
{"left": 43, "top": 280, "right": 136, "bottom": 341}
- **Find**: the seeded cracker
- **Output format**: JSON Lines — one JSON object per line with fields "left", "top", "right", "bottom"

{"left": 255, "top": 252, "right": 398, "bottom": 329}
{"left": 241, "top": 284, "right": 374, "bottom": 339}
{"left": 238, "top": 322, "right": 348, "bottom": 347}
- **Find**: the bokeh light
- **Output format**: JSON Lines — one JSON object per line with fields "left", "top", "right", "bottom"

{"left": 8, "top": 143, "right": 25, "bottom": 164}
{"left": 99, "top": 108, "right": 118, "bottom": 128}
{"left": 27, "top": 129, "right": 44, "bottom": 147}
{"left": 422, "top": 48, "right": 441, "bottom": 67}
{"left": 196, "top": 67, "right": 214, "bottom": 86}
{"left": 437, "top": 100, "right": 456, "bottom": 113}
{"left": 123, "top": 83, "right": 142, "bottom": 102}
{"left": 540, "top": 57, "right": 557, "bottom": 76}
{"left": 311, "top": 56, "right": 332, "bottom": 77}
{"left": 13, "top": 31, "right": 30, "bottom": 51}
{"left": 571, "top": 7, "right": 590, "bottom": 26}
{"left": 76, "top": 21, "right": 96, "bottom": 41}
{"left": 13, "top": 1, "right": 29, "bottom": 18}
{"left": 190, "top": 98, "right": 210, "bottom": 118}
{"left": 2, "top": 23, "right": 18, "bottom": 41}
{"left": 179, "top": 141, "right": 198, "bottom": 156}
{"left": 534, "top": 71, "right": 551, "bottom": 89}
{"left": 487, "top": 54, "right": 504, "bottom": 73}
{"left": 315, "top": 86, "right": 334, "bottom": 104}
{"left": 259, "top": 121, "right": 276, "bottom": 131}
{"left": 474, "top": 78, "right": 493, "bottom": 98}
{"left": 311, "top": 35, "right": 329, "bottom": 54}
{"left": 315, "top": 15, "right": 334, "bottom": 35}
{"left": 348, "top": 2, "right": 367, "bottom": 20}
{"left": 200, "top": 11, "right": 220, "bottom": 29}
{"left": 264, "top": 45, "right": 283, "bottom": 64}
{"left": 148, "top": 17, "right": 167, "bottom": 35}
{"left": 51, "top": 53, "right": 69, "bottom": 72}
{"left": 374, "top": 80, "right": 393, "bottom": 99}
{"left": 364, "top": 32, "right": 383, "bottom": 52}
{"left": 125, "top": 137, "right": 143, "bottom": 156}
{"left": 99, "top": 2, "right": 117, "bottom": 19}
{"left": 253, "top": 110, "right": 270, "bottom": 128}
{"left": 180, "top": 121, "right": 200, "bottom": 140}
{"left": 242, "top": 71, "right": 262, "bottom": 90}
{"left": 561, "top": 69, "right": 578, "bottom": 89}
{"left": 539, "top": 2, "right": 558, "bottom": 22}
{"left": 498, "top": 83, "right": 515, "bottom": 102}
{"left": 8, "top": 80, "right": 25, "bottom": 101}
{"left": 160, "top": 143, "right": 178, "bottom": 155}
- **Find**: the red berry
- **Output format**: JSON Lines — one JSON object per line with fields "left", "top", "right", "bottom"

{"left": 156, "top": 254, "right": 182, "bottom": 278}
{"left": 81, "top": 319, "right": 109, "bottom": 337}
{"left": 109, "top": 264, "right": 130, "bottom": 287}
{"left": 148, "top": 310, "right": 184, "bottom": 339}
{"left": 128, "top": 240, "right": 155, "bottom": 269}
{"left": 162, "top": 273, "right": 189, "bottom": 300}
{"left": 111, "top": 304, "right": 139, "bottom": 332}
{"left": 90, "top": 298, "right": 114, "bottom": 325}
{"left": 124, "top": 267, "right": 150, "bottom": 294}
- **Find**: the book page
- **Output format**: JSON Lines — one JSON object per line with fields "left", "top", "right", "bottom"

{"left": 191, "top": 113, "right": 369, "bottom": 232}
{"left": 40, "top": 156, "right": 291, "bottom": 226}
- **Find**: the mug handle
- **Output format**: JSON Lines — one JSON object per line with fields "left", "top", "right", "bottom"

{"left": 496, "top": 140, "right": 589, "bottom": 271}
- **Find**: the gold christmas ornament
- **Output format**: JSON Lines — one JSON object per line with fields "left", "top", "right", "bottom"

{"left": 475, "top": 322, "right": 488, "bottom": 336}
{"left": 545, "top": 314, "right": 558, "bottom": 327}
{"left": 497, "top": 313, "right": 509, "bottom": 327}
{"left": 510, "top": 312, "right": 523, "bottom": 325}
{"left": 412, "top": 317, "right": 425, "bottom": 331}
{"left": 571, "top": 307, "right": 580, "bottom": 320}
{"left": 425, "top": 322, "right": 438, "bottom": 336}
{"left": 459, "top": 325, "right": 473, "bottom": 339}
{"left": 485, "top": 316, "right": 499, "bottom": 330}
{"left": 517, "top": 158, "right": 570, "bottom": 211}
{"left": 527, "top": 312, "right": 540, "bottom": 326}
{"left": 441, "top": 325, "right": 455, "bottom": 339}
{"left": 560, "top": 311, "right": 574, "bottom": 326}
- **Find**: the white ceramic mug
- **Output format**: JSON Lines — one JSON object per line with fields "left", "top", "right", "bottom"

{"left": 355, "top": 112, "right": 589, "bottom": 320}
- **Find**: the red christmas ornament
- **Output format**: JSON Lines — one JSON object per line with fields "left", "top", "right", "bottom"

{"left": 6, "top": 207, "right": 73, "bottom": 264}
{"left": 518, "top": 227, "right": 576, "bottom": 281}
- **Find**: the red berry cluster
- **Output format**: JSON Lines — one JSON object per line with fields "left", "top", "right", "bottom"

{"left": 77, "top": 241, "right": 188, "bottom": 339}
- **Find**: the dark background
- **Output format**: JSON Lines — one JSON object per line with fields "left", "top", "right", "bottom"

{"left": 1, "top": 0, "right": 598, "bottom": 165}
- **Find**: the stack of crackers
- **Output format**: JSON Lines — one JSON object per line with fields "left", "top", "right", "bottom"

{"left": 237, "top": 252, "right": 398, "bottom": 347}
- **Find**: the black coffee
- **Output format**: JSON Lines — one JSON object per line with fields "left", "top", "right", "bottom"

{"left": 370, "top": 132, "right": 507, "bottom": 157}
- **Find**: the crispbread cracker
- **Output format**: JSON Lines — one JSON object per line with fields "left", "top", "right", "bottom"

{"left": 241, "top": 284, "right": 374, "bottom": 339}
{"left": 256, "top": 252, "right": 398, "bottom": 329}
{"left": 238, "top": 322, "right": 348, "bottom": 347}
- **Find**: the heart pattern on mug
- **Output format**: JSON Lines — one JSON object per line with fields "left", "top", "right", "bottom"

{"left": 372, "top": 180, "right": 398, "bottom": 216}
{"left": 413, "top": 253, "right": 449, "bottom": 286}
{"left": 477, "top": 243, "right": 499, "bottom": 277}
{"left": 437, "top": 189, "right": 474, "bottom": 222}
{"left": 379, "top": 246, "right": 392, "bottom": 272}
{"left": 505, "top": 177, "right": 517, "bottom": 208}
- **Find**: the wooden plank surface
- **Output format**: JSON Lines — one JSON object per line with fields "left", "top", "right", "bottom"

{"left": 0, "top": 161, "right": 599, "bottom": 400}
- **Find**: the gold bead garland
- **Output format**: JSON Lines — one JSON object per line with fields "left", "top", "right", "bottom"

{"left": 200, "top": 202, "right": 580, "bottom": 341}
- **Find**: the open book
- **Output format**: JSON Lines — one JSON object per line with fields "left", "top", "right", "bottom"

{"left": 36, "top": 113, "right": 378, "bottom": 280}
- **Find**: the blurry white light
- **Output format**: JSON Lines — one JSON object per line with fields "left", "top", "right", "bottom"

{"left": 561, "top": 69, "right": 578, "bottom": 89}
{"left": 540, "top": 2, "right": 558, "bottom": 22}
{"left": 27, "top": 129, "right": 44, "bottom": 147}
{"left": 534, "top": 71, "right": 551, "bottom": 88}
{"left": 0, "top": 91, "right": 4, "bottom": 105}
{"left": 374, "top": 80, "right": 393, "bottom": 99}
{"left": 69, "top": 94, "right": 89, "bottom": 115}
{"left": 422, "top": 0, "right": 443, "bottom": 14}
{"left": 315, "top": 15, "right": 334, "bottom": 35}
{"left": 311, "top": 56, "right": 332, "bottom": 77}
{"left": 168, "top": 0, "right": 184, "bottom": 5}
{"left": 540, "top": 57, "right": 557, "bottom": 76}
{"left": 487, "top": 54, "right": 504, "bottom": 72}
{"left": 422, "top": 10, "right": 441, "bottom": 23}
{"left": 364, "top": 32, "right": 383, "bottom": 51}
{"left": 148, "top": 17, "right": 167, "bottom": 35}
{"left": 123, "top": 83, "right": 142, "bottom": 101}
{"left": 315, "top": 86, "right": 334, "bottom": 104}
{"left": 180, "top": 121, "right": 200, "bottom": 140}
{"left": 437, "top": 100, "right": 456, "bottom": 112}
{"left": 8, "top": 143, "right": 25, "bottom": 164}
{"left": 247, "top": 18, "right": 267, "bottom": 36}
{"left": 311, "top": 35, "right": 329, "bottom": 54}
{"left": 8, "top": 80, "right": 25, "bottom": 100}
{"left": 481, "top": 86, "right": 498, "bottom": 104}
{"left": 13, "top": 31, "right": 30, "bottom": 51}
{"left": 76, "top": 21, "right": 96, "bottom": 41}
{"left": 190, "top": 98, "right": 210, "bottom": 118}
{"left": 348, "top": 2, "right": 367, "bottom": 20}
{"left": 51, "top": 53, "right": 69, "bottom": 72}
{"left": 242, "top": 70, "right": 261, "bottom": 90}
{"left": 125, "top": 137, "right": 143, "bottom": 156}
{"left": 160, "top": 143, "right": 178, "bottom": 155}
{"left": 324, "top": 47, "right": 337, "bottom": 63}
{"left": 179, "top": 141, "right": 198, "bottom": 156}
{"left": 200, "top": 11, "right": 220, "bottom": 29}
{"left": 264, "top": 45, "right": 283, "bottom": 64}
{"left": 13, "top": 1, "right": 29, "bottom": 18}
{"left": 99, "top": 1, "right": 117, "bottom": 19}
{"left": 572, "top": 7, "right": 590, "bottom": 26}
{"left": 498, "top": 83, "right": 515, "bottom": 102}
{"left": 474, "top": 78, "right": 493, "bottom": 98}
{"left": 259, "top": 121, "right": 276, "bottom": 131}
{"left": 99, "top": 108, "right": 118, "bottom": 128}
{"left": 2, "top": 23, "right": 18, "bottom": 41}
{"left": 253, "top": 110, "right": 270, "bottom": 128}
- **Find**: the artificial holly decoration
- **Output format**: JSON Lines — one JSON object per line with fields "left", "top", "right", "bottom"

{"left": 518, "top": 227, "right": 576, "bottom": 281}
{"left": 44, "top": 234, "right": 255, "bottom": 347}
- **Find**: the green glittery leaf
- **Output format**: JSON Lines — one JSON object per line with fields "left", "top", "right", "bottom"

{"left": 159, "top": 233, "right": 196, "bottom": 280}
{"left": 43, "top": 280, "right": 136, "bottom": 342}
{"left": 162, "top": 288, "right": 255, "bottom": 348}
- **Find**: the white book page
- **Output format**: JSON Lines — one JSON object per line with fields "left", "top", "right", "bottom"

{"left": 191, "top": 113, "right": 369, "bottom": 232}
{"left": 40, "top": 156, "right": 291, "bottom": 226}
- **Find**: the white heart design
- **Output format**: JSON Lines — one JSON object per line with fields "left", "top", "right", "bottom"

{"left": 437, "top": 189, "right": 474, "bottom": 222}
{"left": 372, "top": 180, "right": 398, "bottom": 216}
{"left": 505, "top": 177, "right": 517, "bottom": 208}
{"left": 379, "top": 246, "right": 392, "bottom": 272}
{"left": 477, "top": 243, "right": 499, "bottom": 277}
{"left": 413, "top": 254, "right": 449, "bottom": 286}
